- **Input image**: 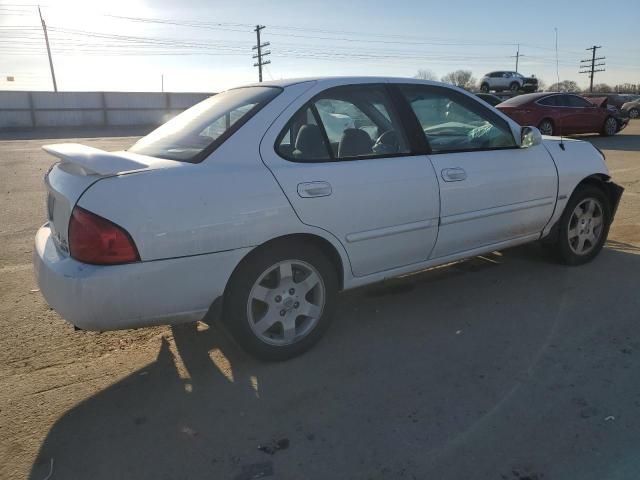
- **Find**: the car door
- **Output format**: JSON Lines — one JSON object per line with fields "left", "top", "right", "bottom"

{"left": 553, "top": 94, "right": 587, "bottom": 134}
{"left": 563, "top": 95, "right": 596, "bottom": 133}
{"left": 260, "top": 83, "right": 440, "bottom": 277}
{"left": 396, "top": 83, "right": 557, "bottom": 258}
{"left": 570, "top": 94, "right": 606, "bottom": 133}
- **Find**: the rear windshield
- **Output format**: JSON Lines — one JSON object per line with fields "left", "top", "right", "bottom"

{"left": 129, "top": 86, "right": 281, "bottom": 162}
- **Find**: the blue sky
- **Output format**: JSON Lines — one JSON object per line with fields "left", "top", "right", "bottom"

{"left": 0, "top": 0, "right": 637, "bottom": 92}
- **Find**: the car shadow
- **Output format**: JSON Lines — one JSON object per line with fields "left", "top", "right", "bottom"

{"left": 572, "top": 133, "right": 640, "bottom": 152}
{"left": 28, "top": 243, "right": 640, "bottom": 480}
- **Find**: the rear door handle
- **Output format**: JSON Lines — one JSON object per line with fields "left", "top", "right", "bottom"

{"left": 441, "top": 168, "right": 467, "bottom": 182}
{"left": 297, "top": 181, "right": 332, "bottom": 198}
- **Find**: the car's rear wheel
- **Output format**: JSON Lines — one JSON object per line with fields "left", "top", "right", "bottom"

{"left": 548, "top": 185, "right": 611, "bottom": 265}
{"left": 480, "top": 83, "right": 490, "bottom": 93}
{"left": 538, "top": 119, "right": 554, "bottom": 136}
{"left": 601, "top": 116, "right": 618, "bottom": 136}
{"left": 509, "top": 82, "right": 520, "bottom": 92}
{"left": 629, "top": 108, "right": 639, "bottom": 119}
{"left": 224, "top": 242, "right": 338, "bottom": 361}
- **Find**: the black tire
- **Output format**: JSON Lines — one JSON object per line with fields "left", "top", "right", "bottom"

{"left": 601, "top": 116, "right": 618, "bottom": 136}
{"left": 548, "top": 185, "right": 611, "bottom": 266}
{"left": 538, "top": 118, "right": 554, "bottom": 136}
{"left": 509, "top": 82, "right": 520, "bottom": 92}
{"left": 223, "top": 242, "right": 338, "bottom": 361}
{"left": 629, "top": 108, "right": 639, "bottom": 119}
{"left": 480, "top": 83, "right": 490, "bottom": 93}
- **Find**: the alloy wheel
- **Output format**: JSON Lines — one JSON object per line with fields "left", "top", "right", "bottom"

{"left": 567, "top": 198, "right": 604, "bottom": 256}
{"left": 629, "top": 108, "right": 639, "bottom": 119}
{"left": 605, "top": 117, "right": 618, "bottom": 136}
{"left": 539, "top": 120, "right": 553, "bottom": 136}
{"left": 247, "top": 260, "right": 325, "bottom": 346}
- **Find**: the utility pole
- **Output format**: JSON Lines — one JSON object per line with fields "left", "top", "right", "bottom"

{"left": 252, "top": 25, "right": 270, "bottom": 82}
{"left": 511, "top": 44, "right": 524, "bottom": 73}
{"left": 579, "top": 45, "right": 605, "bottom": 93}
{"left": 161, "top": 74, "right": 164, "bottom": 92}
{"left": 38, "top": 6, "right": 57, "bottom": 92}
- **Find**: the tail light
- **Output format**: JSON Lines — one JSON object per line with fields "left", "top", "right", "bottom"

{"left": 68, "top": 207, "right": 140, "bottom": 265}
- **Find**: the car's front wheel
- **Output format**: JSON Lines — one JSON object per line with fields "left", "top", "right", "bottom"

{"left": 601, "top": 116, "right": 618, "bottom": 136}
{"left": 480, "top": 83, "right": 490, "bottom": 93}
{"left": 224, "top": 242, "right": 338, "bottom": 360}
{"left": 548, "top": 185, "right": 611, "bottom": 265}
{"left": 629, "top": 108, "right": 639, "bottom": 119}
{"left": 509, "top": 82, "right": 520, "bottom": 91}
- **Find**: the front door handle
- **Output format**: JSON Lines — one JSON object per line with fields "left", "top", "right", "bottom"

{"left": 298, "top": 181, "right": 332, "bottom": 198}
{"left": 441, "top": 168, "right": 467, "bottom": 182}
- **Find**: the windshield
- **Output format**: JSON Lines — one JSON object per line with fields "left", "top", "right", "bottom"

{"left": 129, "top": 86, "right": 281, "bottom": 162}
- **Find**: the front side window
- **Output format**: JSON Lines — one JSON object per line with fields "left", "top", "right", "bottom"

{"left": 130, "top": 86, "right": 281, "bottom": 162}
{"left": 276, "top": 85, "right": 410, "bottom": 162}
{"left": 399, "top": 85, "right": 517, "bottom": 153}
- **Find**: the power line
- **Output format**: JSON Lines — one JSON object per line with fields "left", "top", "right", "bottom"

{"left": 252, "top": 25, "right": 270, "bottom": 82}
{"left": 579, "top": 45, "right": 605, "bottom": 92}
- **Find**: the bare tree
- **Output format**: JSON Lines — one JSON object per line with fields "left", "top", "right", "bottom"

{"left": 536, "top": 78, "right": 547, "bottom": 92}
{"left": 441, "top": 70, "right": 476, "bottom": 90}
{"left": 592, "top": 83, "right": 612, "bottom": 93}
{"left": 548, "top": 80, "right": 581, "bottom": 93}
{"left": 414, "top": 69, "right": 437, "bottom": 81}
{"left": 614, "top": 83, "right": 639, "bottom": 94}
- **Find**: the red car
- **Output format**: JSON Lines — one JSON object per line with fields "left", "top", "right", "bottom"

{"left": 497, "top": 92, "right": 624, "bottom": 136}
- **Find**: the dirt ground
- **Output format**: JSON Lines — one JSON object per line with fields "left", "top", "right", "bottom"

{"left": 1, "top": 123, "right": 639, "bottom": 480}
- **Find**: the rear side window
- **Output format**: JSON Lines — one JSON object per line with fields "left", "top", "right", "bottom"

{"left": 129, "top": 86, "right": 281, "bottom": 163}
{"left": 276, "top": 84, "right": 410, "bottom": 162}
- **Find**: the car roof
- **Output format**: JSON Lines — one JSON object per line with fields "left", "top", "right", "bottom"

{"left": 236, "top": 76, "right": 449, "bottom": 89}
{"left": 499, "top": 92, "right": 568, "bottom": 106}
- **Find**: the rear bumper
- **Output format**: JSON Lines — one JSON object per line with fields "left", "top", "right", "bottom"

{"left": 34, "top": 223, "right": 251, "bottom": 331}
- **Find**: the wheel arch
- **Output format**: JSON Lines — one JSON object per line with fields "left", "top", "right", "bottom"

{"left": 225, "top": 233, "right": 347, "bottom": 297}
{"left": 206, "top": 232, "right": 348, "bottom": 326}
{"left": 539, "top": 117, "right": 555, "bottom": 127}
{"left": 574, "top": 174, "right": 623, "bottom": 218}
{"left": 543, "top": 173, "right": 622, "bottom": 244}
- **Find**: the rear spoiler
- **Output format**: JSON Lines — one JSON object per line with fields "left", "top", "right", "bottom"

{"left": 42, "top": 143, "right": 148, "bottom": 176}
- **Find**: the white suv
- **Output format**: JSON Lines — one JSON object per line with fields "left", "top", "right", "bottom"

{"left": 480, "top": 71, "right": 538, "bottom": 93}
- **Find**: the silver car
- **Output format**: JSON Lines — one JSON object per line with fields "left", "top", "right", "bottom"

{"left": 622, "top": 98, "right": 640, "bottom": 119}
{"left": 480, "top": 71, "right": 538, "bottom": 93}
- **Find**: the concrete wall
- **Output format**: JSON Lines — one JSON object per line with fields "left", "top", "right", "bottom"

{"left": 0, "top": 91, "right": 213, "bottom": 129}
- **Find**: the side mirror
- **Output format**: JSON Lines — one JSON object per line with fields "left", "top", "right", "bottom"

{"left": 521, "top": 126, "right": 543, "bottom": 148}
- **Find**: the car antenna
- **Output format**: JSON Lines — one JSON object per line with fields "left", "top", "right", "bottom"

{"left": 555, "top": 27, "right": 565, "bottom": 150}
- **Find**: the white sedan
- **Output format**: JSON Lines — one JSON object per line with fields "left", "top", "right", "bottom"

{"left": 34, "top": 77, "right": 623, "bottom": 360}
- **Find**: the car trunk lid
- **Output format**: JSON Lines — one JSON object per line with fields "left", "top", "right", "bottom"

{"left": 42, "top": 143, "right": 180, "bottom": 254}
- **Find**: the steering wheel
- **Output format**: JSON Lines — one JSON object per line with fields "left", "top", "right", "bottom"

{"left": 372, "top": 130, "right": 400, "bottom": 154}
